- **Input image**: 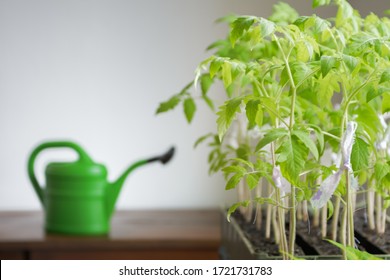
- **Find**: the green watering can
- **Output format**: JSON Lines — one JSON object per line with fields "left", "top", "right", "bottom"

{"left": 28, "top": 141, "right": 174, "bottom": 235}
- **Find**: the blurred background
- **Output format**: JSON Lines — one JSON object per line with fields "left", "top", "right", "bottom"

{"left": 0, "top": 0, "right": 387, "bottom": 211}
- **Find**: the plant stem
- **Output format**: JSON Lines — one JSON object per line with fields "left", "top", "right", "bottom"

{"left": 272, "top": 206, "right": 280, "bottom": 245}
{"left": 367, "top": 183, "right": 375, "bottom": 230}
{"left": 321, "top": 204, "right": 328, "bottom": 238}
{"left": 302, "top": 200, "right": 308, "bottom": 222}
{"left": 266, "top": 202, "right": 272, "bottom": 239}
{"left": 313, "top": 208, "right": 320, "bottom": 227}
{"left": 331, "top": 196, "right": 341, "bottom": 241}
{"left": 340, "top": 203, "right": 347, "bottom": 260}
{"left": 345, "top": 169, "right": 355, "bottom": 247}
{"left": 255, "top": 184, "right": 262, "bottom": 231}
{"left": 276, "top": 188, "right": 288, "bottom": 259}
{"left": 376, "top": 192, "right": 383, "bottom": 235}
{"left": 289, "top": 184, "right": 296, "bottom": 257}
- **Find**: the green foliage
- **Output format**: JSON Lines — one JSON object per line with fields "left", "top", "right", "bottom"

{"left": 351, "top": 137, "right": 370, "bottom": 173}
{"left": 327, "top": 239, "right": 383, "bottom": 260}
{"left": 216, "top": 96, "right": 244, "bottom": 140}
{"left": 157, "top": 0, "right": 390, "bottom": 249}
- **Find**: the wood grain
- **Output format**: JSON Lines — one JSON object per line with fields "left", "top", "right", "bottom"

{"left": 0, "top": 210, "right": 221, "bottom": 260}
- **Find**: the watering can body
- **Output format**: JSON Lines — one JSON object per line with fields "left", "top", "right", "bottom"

{"left": 28, "top": 141, "right": 174, "bottom": 235}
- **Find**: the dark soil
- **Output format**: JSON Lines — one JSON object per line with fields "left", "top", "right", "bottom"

{"left": 295, "top": 221, "right": 341, "bottom": 255}
{"left": 354, "top": 211, "right": 390, "bottom": 254}
{"left": 231, "top": 210, "right": 389, "bottom": 258}
{"left": 231, "top": 211, "right": 305, "bottom": 257}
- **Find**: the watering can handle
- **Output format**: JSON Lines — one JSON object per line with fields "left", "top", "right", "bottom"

{"left": 27, "top": 141, "right": 93, "bottom": 208}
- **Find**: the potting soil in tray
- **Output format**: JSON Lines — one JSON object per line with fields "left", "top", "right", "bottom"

{"left": 354, "top": 211, "right": 390, "bottom": 254}
{"left": 231, "top": 211, "right": 305, "bottom": 257}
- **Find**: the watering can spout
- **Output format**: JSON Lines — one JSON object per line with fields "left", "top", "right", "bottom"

{"left": 106, "top": 147, "right": 175, "bottom": 217}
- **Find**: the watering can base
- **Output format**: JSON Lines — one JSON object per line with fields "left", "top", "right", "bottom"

{"left": 45, "top": 223, "right": 110, "bottom": 236}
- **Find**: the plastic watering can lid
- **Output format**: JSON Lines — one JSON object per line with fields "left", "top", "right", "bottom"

{"left": 45, "top": 161, "right": 107, "bottom": 179}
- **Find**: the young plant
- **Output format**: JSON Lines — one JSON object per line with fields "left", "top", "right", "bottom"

{"left": 157, "top": 0, "right": 390, "bottom": 259}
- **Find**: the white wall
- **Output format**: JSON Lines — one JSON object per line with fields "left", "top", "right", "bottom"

{"left": 0, "top": 0, "right": 386, "bottom": 210}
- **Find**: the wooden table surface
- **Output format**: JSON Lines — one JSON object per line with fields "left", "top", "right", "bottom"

{"left": 0, "top": 209, "right": 221, "bottom": 260}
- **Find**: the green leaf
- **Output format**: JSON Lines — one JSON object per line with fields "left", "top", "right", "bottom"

{"left": 375, "top": 161, "right": 390, "bottom": 183}
{"left": 269, "top": 2, "right": 298, "bottom": 24}
{"left": 230, "top": 158, "right": 254, "bottom": 169}
{"left": 156, "top": 95, "right": 181, "bottom": 114}
{"left": 226, "top": 173, "right": 244, "bottom": 190}
{"left": 222, "top": 165, "right": 247, "bottom": 175}
{"left": 351, "top": 137, "right": 369, "bottom": 173}
{"left": 320, "top": 56, "right": 337, "bottom": 77}
{"left": 312, "top": 0, "right": 331, "bottom": 8}
{"left": 216, "top": 97, "right": 243, "bottom": 140}
{"left": 183, "top": 97, "right": 196, "bottom": 123}
{"left": 327, "top": 200, "right": 334, "bottom": 220}
{"left": 382, "top": 92, "right": 390, "bottom": 114}
{"left": 366, "top": 84, "right": 380, "bottom": 103}
{"left": 356, "top": 104, "right": 382, "bottom": 139}
{"left": 245, "top": 99, "right": 263, "bottom": 128}
{"left": 380, "top": 69, "right": 390, "bottom": 84}
{"left": 227, "top": 201, "right": 250, "bottom": 222}
{"left": 342, "top": 54, "right": 359, "bottom": 74}
{"left": 326, "top": 239, "right": 382, "bottom": 260}
{"left": 259, "top": 18, "right": 276, "bottom": 37}
{"left": 202, "top": 95, "right": 215, "bottom": 111}
{"left": 193, "top": 133, "right": 213, "bottom": 149}
{"left": 335, "top": 0, "right": 354, "bottom": 27}
{"left": 278, "top": 135, "right": 308, "bottom": 185}
{"left": 255, "top": 128, "right": 289, "bottom": 151}
{"left": 281, "top": 62, "right": 312, "bottom": 87}
{"left": 209, "top": 57, "right": 224, "bottom": 78}
{"left": 230, "top": 16, "right": 256, "bottom": 46}
{"left": 222, "top": 61, "right": 232, "bottom": 88}
{"left": 292, "top": 130, "right": 319, "bottom": 161}
{"left": 316, "top": 72, "right": 341, "bottom": 109}
{"left": 246, "top": 173, "right": 260, "bottom": 190}
{"left": 200, "top": 74, "right": 213, "bottom": 95}
{"left": 296, "top": 41, "right": 313, "bottom": 62}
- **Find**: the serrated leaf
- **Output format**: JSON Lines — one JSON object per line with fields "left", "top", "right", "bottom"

{"left": 342, "top": 54, "right": 359, "bottom": 73}
{"left": 183, "top": 97, "right": 196, "bottom": 123}
{"left": 255, "top": 128, "right": 289, "bottom": 151}
{"left": 156, "top": 95, "right": 181, "bottom": 114}
{"left": 222, "top": 61, "right": 232, "bottom": 88}
{"left": 216, "top": 97, "right": 243, "bottom": 140}
{"left": 326, "top": 239, "right": 382, "bottom": 260}
{"left": 321, "top": 56, "right": 337, "bottom": 77}
{"left": 380, "top": 69, "right": 390, "bottom": 84}
{"left": 351, "top": 137, "right": 369, "bottom": 172}
{"left": 259, "top": 18, "right": 276, "bottom": 37}
{"left": 296, "top": 40, "right": 313, "bottom": 62}
{"left": 230, "top": 158, "right": 254, "bottom": 169}
{"left": 375, "top": 161, "right": 390, "bottom": 183}
{"left": 246, "top": 173, "right": 260, "bottom": 189}
{"left": 292, "top": 130, "right": 319, "bottom": 161}
{"left": 268, "top": 2, "right": 298, "bottom": 25}
{"left": 226, "top": 173, "right": 244, "bottom": 190}
{"left": 209, "top": 57, "right": 224, "bottom": 78}
{"left": 278, "top": 135, "right": 308, "bottom": 185}
{"left": 245, "top": 100, "right": 261, "bottom": 128}
{"left": 193, "top": 133, "right": 213, "bottom": 149}
{"left": 312, "top": 0, "right": 331, "bottom": 8}
{"left": 227, "top": 200, "right": 250, "bottom": 222}
{"left": 366, "top": 84, "right": 380, "bottom": 103}
{"left": 222, "top": 165, "right": 247, "bottom": 175}
{"left": 230, "top": 16, "right": 256, "bottom": 46}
